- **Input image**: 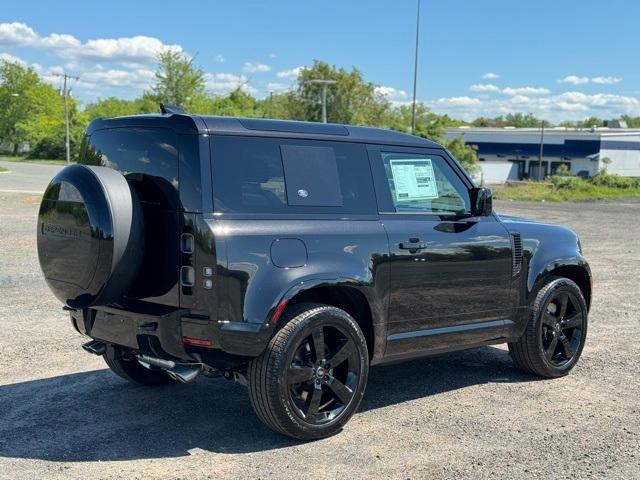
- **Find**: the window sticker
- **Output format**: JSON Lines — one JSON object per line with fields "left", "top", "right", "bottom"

{"left": 389, "top": 158, "right": 438, "bottom": 201}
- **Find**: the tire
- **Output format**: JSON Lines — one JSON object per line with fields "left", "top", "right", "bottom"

{"left": 37, "top": 164, "right": 143, "bottom": 308}
{"left": 103, "top": 345, "right": 174, "bottom": 386}
{"left": 509, "top": 277, "right": 588, "bottom": 378}
{"left": 248, "top": 303, "right": 369, "bottom": 440}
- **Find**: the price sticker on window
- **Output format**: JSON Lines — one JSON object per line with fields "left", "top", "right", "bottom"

{"left": 389, "top": 158, "right": 438, "bottom": 201}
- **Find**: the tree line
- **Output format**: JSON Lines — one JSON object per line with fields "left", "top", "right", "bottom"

{"left": 1, "top": 51, "right": 638, "bottom": 175}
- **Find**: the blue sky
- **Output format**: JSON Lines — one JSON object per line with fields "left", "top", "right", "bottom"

{"left": 1, "top": 0, "right": 638, "bottom": 122}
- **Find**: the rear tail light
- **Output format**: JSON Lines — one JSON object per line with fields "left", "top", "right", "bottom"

{"left": 182, "top": 336, "right": 213, "bottom": 347}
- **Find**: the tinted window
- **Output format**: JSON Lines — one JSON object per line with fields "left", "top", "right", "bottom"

{"left": 211, "top": 136, "right": 376, "bottom": 215}
{"left": 380, "top": 152, "right": 470, "bottom": 215}
{"left": 82, "top": 128, "right": 180, "bottom": 210}
{"left": 281, "top": 144, "right": 342, "bottom": 207}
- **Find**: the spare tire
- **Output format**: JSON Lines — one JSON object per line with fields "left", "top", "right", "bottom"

{"left": 37, "top": 164, "right": 144, "bottom": 308}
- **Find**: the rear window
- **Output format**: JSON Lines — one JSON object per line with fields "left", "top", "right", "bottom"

{"left": 211, "top": 136, "right": 376, "bottom": 215}
{"left": 81, "top": 128, "right": 180, "bottom": 210}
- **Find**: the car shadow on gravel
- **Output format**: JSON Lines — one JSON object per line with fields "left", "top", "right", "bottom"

{"left": 0, "top": 346, "right": 538, "bottom": 462}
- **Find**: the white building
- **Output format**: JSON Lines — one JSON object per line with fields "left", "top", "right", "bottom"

{"left": 445, "top": 127, "right": 640, "bottom": 184}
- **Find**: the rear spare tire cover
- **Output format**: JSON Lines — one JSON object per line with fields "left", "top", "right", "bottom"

{"left": 37, "top": 164, "right": 143, "bottom": 308}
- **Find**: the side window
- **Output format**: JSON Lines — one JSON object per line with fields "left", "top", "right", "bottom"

{"left": 380, "top": 152, "right": 470, "bottom": 215}
{"left": 211, "top": 136, "right": 376, "bottom": 214}
{"left": 280, "top": 144, "right": 342, "bottom": 207}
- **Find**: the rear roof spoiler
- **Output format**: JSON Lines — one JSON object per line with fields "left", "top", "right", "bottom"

{"left": 160, "top": 103, "right": 186, "bottom": 115}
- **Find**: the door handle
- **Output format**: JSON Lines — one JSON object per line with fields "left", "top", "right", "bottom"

{"left": 399, "top": 238, "right": 428, "bottom": 252}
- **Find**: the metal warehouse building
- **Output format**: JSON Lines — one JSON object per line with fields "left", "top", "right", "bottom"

{"left": 445, "top": 127, "right": 640, "bottom": 183}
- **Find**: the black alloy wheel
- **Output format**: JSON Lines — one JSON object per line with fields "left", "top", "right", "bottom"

{"left": 509, "top": 277, "right": 588, "bottom": 378}
{"left": 540, "top": 290, "right": 585, "bottom": 367}
{"left": 286, "top": 324, "right": 361, "bottom": 424}
{"left": 248, "top": 304, "right": 369, "bottom": 440}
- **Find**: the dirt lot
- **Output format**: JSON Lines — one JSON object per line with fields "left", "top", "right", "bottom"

{"left": 0, "top": 191, "right": 638, "bottom": 480}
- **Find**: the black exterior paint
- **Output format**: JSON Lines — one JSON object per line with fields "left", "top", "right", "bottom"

{"left": 57, "top": 113, "right": 591, "bottom": 369}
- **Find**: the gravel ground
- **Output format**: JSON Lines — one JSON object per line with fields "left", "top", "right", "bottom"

{"left": 0, "top": 191, "right": 638, "bottom": 480}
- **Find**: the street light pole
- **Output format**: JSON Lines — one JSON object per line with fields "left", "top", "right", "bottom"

{"left": 410, "top": 0, "right": 421, "bottom": 134}
{"left": 537, "top": 121, "right": 545, "bottom": 180}
{"left": 53, "top": 73, "right": 79, "bottom": 163}
{"left": 307, "top": 79, "right": 337, "bottom": 123}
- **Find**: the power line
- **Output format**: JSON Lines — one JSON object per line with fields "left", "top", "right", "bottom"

{"left": 53, "top": 73, "right": 79, "bottom": 163}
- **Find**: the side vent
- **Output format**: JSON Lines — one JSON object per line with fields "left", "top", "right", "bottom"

{"left": 510, "top": 233, "right": 523, "bottom": 277}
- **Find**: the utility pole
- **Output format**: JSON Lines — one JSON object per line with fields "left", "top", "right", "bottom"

{"left": 410, "top": 0, "right": 421, "bottom": 134}
{"left": 53, "top": 73, "right": 79, "bottom": 163}
{"left": 537, "top": 121, "right": 545, "bottom": 180}
{"left": 307, "top": 79, "right": 337, "bottom": 123}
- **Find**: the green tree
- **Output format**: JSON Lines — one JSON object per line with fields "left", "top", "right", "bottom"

{"left": 445, "top": 138, "right": 480, "bottom": 178}
{"left": 472, "top": 116, "right": 506, "bottom": 127}
{"left": 504, "top": 112, "right": 549, "bottom": 128}
{"left": 287, "top": 60, "right": 389, "bottom": 125}
{"left": 84, "top": 97, "right": 142, "bottom": 120}
{"left": 151, "top": 50, "right": 206, "bottom": 112}
{"left": 620, "top": 115, "right": 640, "bottom": 128}
{"left": 208, "top": 89, "right": 263, "bottom": 117}
{"left": 0, "top": 60, "right": 40, "bottom": 154}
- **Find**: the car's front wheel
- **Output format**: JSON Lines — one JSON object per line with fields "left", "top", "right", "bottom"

{"left": 248, "top": 304, "right": 369, "bottom": 440}
{"left": 509, "top": 277, "right": 588, "bottom": 377}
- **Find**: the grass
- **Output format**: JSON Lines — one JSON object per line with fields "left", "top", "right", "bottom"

{"left": 0, "top": 166, "right": 8, "bottom": 173}
{"left": 0, "top": 155, "right": 68, "bottom": 165}
{"left": 492, "top": 173, "right": 640, "bottom": 201}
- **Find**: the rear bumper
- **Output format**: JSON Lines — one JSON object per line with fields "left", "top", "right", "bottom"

{"left": 69, "top": 302, "right": 273, "bottom": 363}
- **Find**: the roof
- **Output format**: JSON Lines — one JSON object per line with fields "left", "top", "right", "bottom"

{"left": 445, "top": 126, "right": 640, "bottom": 139}
{"left": 87, "top": 113, "right": 441, "bottom": 148}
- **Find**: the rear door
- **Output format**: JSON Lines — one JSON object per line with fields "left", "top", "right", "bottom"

{"left": 81, "top": 127, "right": 183, "bottom": 307}
{"left": 367, "top": 146, "right": 513, "bottom": 358}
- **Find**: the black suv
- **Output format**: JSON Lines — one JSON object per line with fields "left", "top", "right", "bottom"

{"left": 37, "top": 109, "right": 591, "bottom": 440}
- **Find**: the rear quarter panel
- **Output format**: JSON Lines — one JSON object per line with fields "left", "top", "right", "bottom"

{"left": 209, "top": 217, "right": 390, "bottom": 359}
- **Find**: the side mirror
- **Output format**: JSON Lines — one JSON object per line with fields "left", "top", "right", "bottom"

{"left": 470, "top": 187, "right": 493, "bottom": 216}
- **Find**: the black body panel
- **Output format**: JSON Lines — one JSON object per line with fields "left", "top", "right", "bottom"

{"left": 48, "top": 113, "right": 591, "bottom": 369}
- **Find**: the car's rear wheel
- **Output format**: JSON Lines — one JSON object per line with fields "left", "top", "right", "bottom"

{"left": 509, "top": 277, "right": 588, "bottom": 377}
{"left": 103, "top": 345, "right": 175, "bottom": 386}
{"left": 248, "top": 304, "right": 369, "bottom": 440}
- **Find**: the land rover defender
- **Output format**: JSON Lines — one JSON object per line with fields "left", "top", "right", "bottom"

{"left": 37, "top": 108, "right": 591, "bottom": 439}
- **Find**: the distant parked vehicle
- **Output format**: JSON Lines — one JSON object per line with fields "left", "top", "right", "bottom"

{"left": 37, "top": 106, "right": 591, "bottom": 440}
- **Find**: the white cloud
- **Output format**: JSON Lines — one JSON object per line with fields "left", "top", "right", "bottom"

{"left": 0, "top": 22, "right": 38, "bottom": 46}
{"left": 470, "top": 83, "right": 500, "bottom": 93}
{"left": 204, "top": 72, "right": 255, "bottom": 93}
{"left": 0, "top": 52, "right": 26, "bottom": 65}
{"left": 433, "top": 96, "right": 482, "bottom": 107}
{"left": 502, "top": 86, "right": 550, "bottom": 96}
{"left": 242, "top": 61, "right": 271, "bottom": 73}
{"left": 70, "top": 36, "right": 181, "bottom": 63}
{"left": 558, "top": 75, "right": 622, "bottom": 85}
{"left": 0, "top": 22, "right": 181, "bottom": 65}
{"left": 430, "top": 90, "right": 640, "bottom": 122}
{"left": 591, "top": 76, "right": 622, "bottom": 85}
{"left": 482, "top": 72, "right": 500, "bottom": 80}
{"left": 214, "top": 54, "right": 225, "bottom": 63}
{"left": 558, "top": 75, "right": 590, "bottom": 85}
{"left": 374, "top": 85, "right": 408, "bottom": 99}
{"left": 267, "top": 82, "right": 291, "bottom": 93}
{"left": 79, "top": 68, "right": 155, "bottom": 89}
{"left": 276, "top": 66, "right": 305, "bottom": 79}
